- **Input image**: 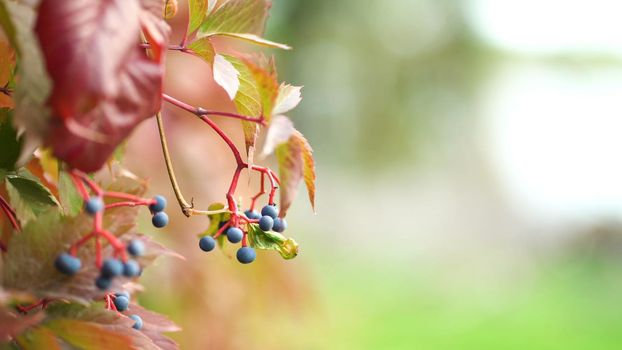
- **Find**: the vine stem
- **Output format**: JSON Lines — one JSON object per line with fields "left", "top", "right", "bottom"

{"left": 156, "top": 111, "right": 193, "bottom": 217}
{"left": 160, "top": 93, "right": 280, "bottom": 219}
{"left": 162, "top": 94, "right": 265, "bottom": 124}
{"left": 0, "top": 194, "right": 20, "bottom": 232}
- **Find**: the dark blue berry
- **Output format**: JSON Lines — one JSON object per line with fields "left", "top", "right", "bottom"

{"left": 127, "top": 240, "right": 145, "bottom": 257}
{"left": 226, "top": 227, "right": 243, "bottom": 243}
{"left": 258, "top": 215, "right": 274, "bottom": 231}
{"left": 149, "top": 195, "right": 167, "bottom": 213}
{"left": 114, "top": 295, "right": 130, "bottom": 311}
{"left": 199, "top": 236, "right": 216, "bottom": 252}
{"left": 101, "top": 258, "right": 123, "bottom": 278}
{"left": 54, "top": 253, "right": 81, "bottom": 276}
{"left": 244, "top": 209, "right": 261, "bottom": 220}
{"left": 261, "top": 205, "right": 278, "bottom": 219}
{"left": 115, "top": 291, "right": 130, "bottom": 300}
{"left": 95, "top": 275, "right": 112, "bottom": 290}
{"left": 152, "top": 212, "right": 169, "bottom": 228}
{"left": 272, "top": 218, "right": 287, "bottom": 233}
{"left": 85, "top": 197, "right": 104, "bottom": 215}
{"left": 218, "top": 221, "right": 228, "bottom": 229}
{"left": 129, "top": 314, "right": 143, "bottom": 330}
{"left": 123, "top": 260, "right": 141, "bottom": 277}
{"left": 236, "top": 247, "right": 256, "bottom": 264}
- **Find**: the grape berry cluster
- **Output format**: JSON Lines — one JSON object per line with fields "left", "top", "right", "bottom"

{"left": 53, "top": 169, "right": 170, "bottom": 294}
{"left": 199, "top": 204, "right": 288, "bottom": 264}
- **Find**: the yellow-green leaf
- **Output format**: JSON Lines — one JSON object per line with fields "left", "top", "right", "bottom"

{"left": 198, "top": 0, "right": 269, "bottom": 36}
{"left": 247, "top": 223, "right": 298, "bottom": 259}
{"left": 223, "top": 55, "right": 262, "bottom": 160}
{"left": 187, "top": 36, "right": 215, "bottom": 63}
{"left": 187, "top": 0, "right": 208, "bottom": 34}
{"left": 210, "top": 32, "right": 290, "bottom": 49}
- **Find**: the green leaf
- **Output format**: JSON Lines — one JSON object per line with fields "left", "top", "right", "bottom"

{"left": 198, "top": 0, "right": 269, "bottom": 37}
{"left": 16, "top": 327, "right": 61, "bottom": 350}
{"left": 247, "top": 223, "right": 298, "bottom": 259}
{"left": 45, "top": 319, "right": 134, "bottom": 350}
{"left": 5, "top": 170, "right": 59, "bottom": 223}
{"left": 199, "top": 202, "right": 230, "bottom": 237}
{"left": 58, "top": 169, "right": 82, "bottom": 217}
{"left": 198, "top": 202, "right": 230, "bottom": 249}
{"left": 0, "top": 109, "right": 22, "bottom": 171}
{"left": 275, "top": 130, "right": 316, "bottom": 216}
{"left": 187, "top": 0, "right": 208, "bottom": 35}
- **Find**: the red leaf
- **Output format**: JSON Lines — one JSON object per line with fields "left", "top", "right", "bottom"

{"left": 35, "top": 0, "right": 170, "bottom": 172}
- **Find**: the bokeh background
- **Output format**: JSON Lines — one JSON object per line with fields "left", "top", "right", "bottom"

{"left": 125, "top": 0, "right": 622, "bottom": 348}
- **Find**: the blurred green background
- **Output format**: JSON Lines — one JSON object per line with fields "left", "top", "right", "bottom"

{"left": 126, "top": 0, "right": 622, "bottom": 348}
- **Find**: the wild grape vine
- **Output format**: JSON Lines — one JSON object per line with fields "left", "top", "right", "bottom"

{"left": 0, "top": 0, "right": 315, "bottom": 348}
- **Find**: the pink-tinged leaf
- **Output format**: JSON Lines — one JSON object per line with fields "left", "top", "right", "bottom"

{"left": 132, "top": 233, "right": 186, "bottom": 264}
{"left": 301, "top": 134, "right": 316, "bottom": 212}
{"left": 35, "top": 0, "right": 170, "bottom": 172}
{"left": 213, "top": 54, "right": 240, "bottom": 100}
{"left": 45, "top": 319, "right": 134, "bottom": 350}
{"left": 276, "top": 130, "right": 316, "bottom": 216}
{"left": 198, "top": 0, "right": 270, "bottom": 36}
{"left": 187, "top": 37, "right": 215, "bottom": 63}
{"left": 0, "top": 305, "right": 44, "bottom": 341}
{"left": 273, "top": 84, "right": 303, "bottom": 115}
{"left": 261, "top": 115, "right": 294, "bottom": 157}
{"left": 16, "top": 326, "right": 61, "bottom": 350}
{"left": 187, "top": 0, "right": 208, "bottom": 34}
{"left": 125, "top": 304, "right": 181, "bottom": 333}
{"left": 45, "top": 302, "right": 179, "bottom": 350}
{"left": 211, "top": 32, "right": 290, "bottom": 49}
{"left": 141, "top": 0, "right": 172, "bottom": 63}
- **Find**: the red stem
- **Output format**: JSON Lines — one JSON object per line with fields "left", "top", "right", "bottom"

{"left": 0, "top": 194, "right": 20, "bottom": 231}
{"left": 16, "top": 298, "right": 51, "bottom": 314}
{"left": 162, "top": 94, "right": 265, "bottom": 124}
{"left": 105, "top": 201, "right": 150, "bottom": 209}
{"left": 250, "top": 172, "right": 265, "bottom": 210}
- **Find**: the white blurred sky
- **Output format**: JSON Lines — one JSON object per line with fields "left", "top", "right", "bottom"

{"left": 469, "top": 0, "right": 622, "bottom": 56}
{"left": 469, "top": 0, "right": 622, "bottom": 221}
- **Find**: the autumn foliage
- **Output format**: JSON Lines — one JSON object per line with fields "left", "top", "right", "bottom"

{"left": 0, "top": 0, "right": 315, "bottom": 348}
